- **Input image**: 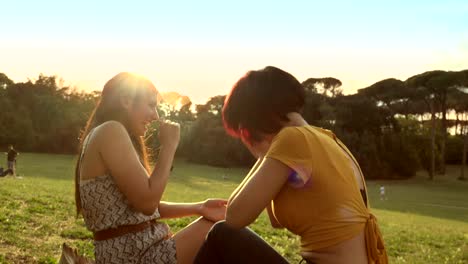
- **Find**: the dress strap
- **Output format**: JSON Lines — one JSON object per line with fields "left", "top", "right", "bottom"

{"left": 79, "top": 128, "right": 96, "bottom": 178}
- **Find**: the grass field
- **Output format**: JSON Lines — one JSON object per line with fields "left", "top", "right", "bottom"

{"left": 0, "top": 153, "right": 467, "bottom": 263}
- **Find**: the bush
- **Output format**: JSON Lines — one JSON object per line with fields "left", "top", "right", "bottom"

{"left": 185, "top": 114, "right": 254, "bottom": 167}
{"left": 381, "top": 133, "right": 419, "bottom": 179}
{"left": 445, "top": 135, "right": 466, "bottom": 164}
{"left": 336, "top": 130, "right": 419, "bottom": 179}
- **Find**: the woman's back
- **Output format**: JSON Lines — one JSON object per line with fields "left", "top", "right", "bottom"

{"left": 266, "top": 125, "right": 386, "bottom": 263}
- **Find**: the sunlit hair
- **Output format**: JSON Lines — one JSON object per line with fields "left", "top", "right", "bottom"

{"left": 223, "top": 66, "right": 305, "bottom": 145}
{"left": 74, "top": 72, "right": 158, "bottom": 216}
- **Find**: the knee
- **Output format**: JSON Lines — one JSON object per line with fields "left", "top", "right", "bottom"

{"left": 209, "top": 220, "right": 228, "bottom": 233}
{"left": 206, "top": 221, "right": 231, "bottom": 241}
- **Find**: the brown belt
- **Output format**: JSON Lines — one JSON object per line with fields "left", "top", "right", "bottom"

{"left": 94, "top": 220, "right": 157, "bottom": 241}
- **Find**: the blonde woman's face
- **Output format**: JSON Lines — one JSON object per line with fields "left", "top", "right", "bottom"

{"left": 128, "top": 89, "right": 159, "bottom": 137}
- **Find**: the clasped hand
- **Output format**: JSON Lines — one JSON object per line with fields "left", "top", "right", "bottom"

{"left": 199, "top": 199, "right": 227, "bottom": 222}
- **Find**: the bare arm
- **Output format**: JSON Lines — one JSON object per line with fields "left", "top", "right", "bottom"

{"left": 98, "top": 121, "right": 179, "bottom": 215}
{"left": 158, "top": 201, "right": 202, "bottom": 219}
{"left": 226, "top": 158, "right": 289, "bottom": 229}
{"left": 159, "top": 199, "right": 227, "bottom": 222}
{"left": 228, "top": 158, "right": 263, "bottom": 204}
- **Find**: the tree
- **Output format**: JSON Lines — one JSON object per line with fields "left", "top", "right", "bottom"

{"left": 406, "top": 73, "right": 439, "bottom": 179}
{"left": 301, "top": 77, "right": 342, "bottom": 128}
{"left": 196, "top": 95, "right": 225, "bottom": 117}
{"left": 358, "top": 78, "right": 408, "bottom": 132}
{"left": 302, "top": 77, "right": 342, "bottom": 97}
{"left": 0, "top": 73, "right": 96, "bottom": 153}
{"left": 461, "top": 128, "right": 468, "bottom": 181}
{"left": 407, "top": 70, "right": 468, "bottom": 178}
{"left": 182, "top": 95, "right": 252, "bottom": 166}
{"left": 0, "top": 73, "right": 14, "bottom": 89}
{"left": 451, "top": 80, "right": 468, "bottom": 180}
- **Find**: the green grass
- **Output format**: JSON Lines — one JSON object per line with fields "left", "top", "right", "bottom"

{"left": 0, "top": 153, "right": 467, "bottom": 263}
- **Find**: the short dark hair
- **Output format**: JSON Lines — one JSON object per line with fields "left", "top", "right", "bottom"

{"left": 222, "top": 66, "right": 305, "bottom": 144}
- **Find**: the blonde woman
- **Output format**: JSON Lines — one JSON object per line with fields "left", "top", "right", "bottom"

{"left": 75, "top": 73, "right": 226, "bottom": 264}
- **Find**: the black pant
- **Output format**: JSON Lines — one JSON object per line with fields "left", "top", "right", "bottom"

{"left": 0, "top": 167, "right": 13, "bottom": 177}
{"left": 194, "top": 221, "right": 289, "bottom": 264}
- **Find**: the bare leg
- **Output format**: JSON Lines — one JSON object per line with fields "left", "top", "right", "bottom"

{"left": 172, "top": 217, "right": 214, "bottom": 264}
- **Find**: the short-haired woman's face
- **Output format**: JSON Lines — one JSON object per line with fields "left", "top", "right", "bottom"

{"left": 128, "top": 89, "right": 159, "bottom": 137}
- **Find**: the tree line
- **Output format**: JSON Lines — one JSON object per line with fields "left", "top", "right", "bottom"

{"left": 0, "top": 70, "right": 467, "bottom": 180}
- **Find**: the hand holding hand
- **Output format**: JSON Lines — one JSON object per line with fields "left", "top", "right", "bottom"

{"left": 199, "top": 199, "right": 228, "bottom": 222}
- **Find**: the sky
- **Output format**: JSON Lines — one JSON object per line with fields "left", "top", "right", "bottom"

{"left": 1, "top": 0, "right": 467, "bottom": 104}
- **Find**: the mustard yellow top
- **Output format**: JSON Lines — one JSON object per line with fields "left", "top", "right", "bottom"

{"left": 265, "top": 126, "right": 387, "bottom": 263}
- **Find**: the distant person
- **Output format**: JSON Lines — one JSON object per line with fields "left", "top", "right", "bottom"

{"left": 0, "top": 167, "right": 14, "bottom": 177}
{"left": 195, "top": 66, "right": 388, "bottom": 264}
{"left": 380, "top": 185, "right": 387, "bottom": 201}
{"left": 75, "top": 72, "right": 226, "bottom": 264}
{"left": 6, "top": 145, "right": 18, "bottom": 176}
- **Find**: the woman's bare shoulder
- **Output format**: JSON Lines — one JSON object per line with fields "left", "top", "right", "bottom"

{"left": 93, "top": 121, "right": 128, "bottom": 141}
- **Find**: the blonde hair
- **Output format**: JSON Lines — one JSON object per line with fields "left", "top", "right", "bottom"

{"left": 75, "top": 72, "right": 157, "bottom": 215}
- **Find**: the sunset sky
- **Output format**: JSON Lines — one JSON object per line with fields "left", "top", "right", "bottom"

{"left": 1, "top": 0, "right": 467, "bottom": 103}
